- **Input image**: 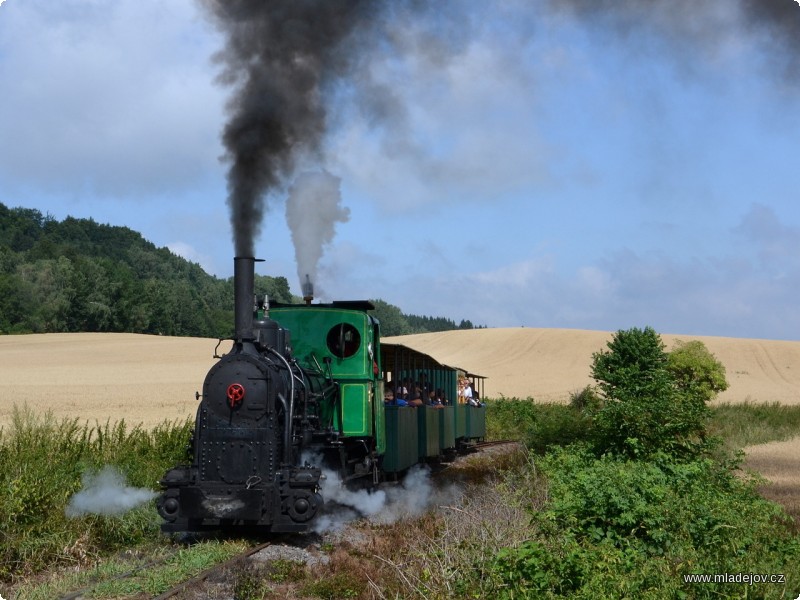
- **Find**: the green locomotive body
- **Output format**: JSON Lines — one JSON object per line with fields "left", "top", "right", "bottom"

{"left": 271, "top": 301, "right": 486, "bottom": 481}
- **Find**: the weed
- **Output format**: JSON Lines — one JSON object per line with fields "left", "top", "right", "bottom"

{"left": 266, "top": 558, "right": 306, "bottom": 583}
{"left": 0, "top": 405, "right": 192, "bottom": 582}
{"left": 233, "top": 564, "right": 270, "bottom": 600}
{"left": 303, "top": 571, "right": 363, "bottom": 599}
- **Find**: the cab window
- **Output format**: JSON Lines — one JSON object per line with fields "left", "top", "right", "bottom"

{"left": 326, "top": 323, "right": 361, "bottom": 358}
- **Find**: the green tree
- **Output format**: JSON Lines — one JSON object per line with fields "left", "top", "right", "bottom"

{"left": 590, "top": 326, "right": 710, "bottom": 458}
{"left": 369, "top": 299, "right": 413, "bottom": 336}
{"left": 667, "top": 339, "right": 728, "bottom": 404}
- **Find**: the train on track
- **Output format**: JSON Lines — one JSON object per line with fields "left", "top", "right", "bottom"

{"left": 156, "top": 257, "right": 486, "bottom": 533}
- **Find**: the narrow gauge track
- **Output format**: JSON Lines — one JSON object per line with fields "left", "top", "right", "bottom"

{"left": 151, "top": 541, "right": 270, "bottom": 599}
{"left": 56, "top": 550, "right": 182, "bottom": 600}
{"left": 56, "top": 542, "right": 270, "bottom": 600}
{"left": 56, "top": 442, "right": 510, "bottom": 599}
{"left": 472, "top": 439, "right": 518, "bottom": 450}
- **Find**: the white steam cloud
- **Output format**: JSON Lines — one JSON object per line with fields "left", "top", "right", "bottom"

{"left": 65, "top": 466, "right": 157, "bottom": 517}
{"left": 285, "top": 170, "right": 350, "bottom": 297}
{"left": 307, "top": 453, "right": 460, "bottom": 532}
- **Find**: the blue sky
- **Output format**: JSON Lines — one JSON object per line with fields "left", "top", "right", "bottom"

{"left": 1, "top": 0, "right": 799, "bottom": 340}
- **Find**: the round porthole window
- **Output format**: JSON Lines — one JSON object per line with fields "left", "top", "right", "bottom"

{"left": 326, "top": 323, "right": 361, "bottom": 358}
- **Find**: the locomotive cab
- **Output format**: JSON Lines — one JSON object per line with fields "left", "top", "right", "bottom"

{"left": 270, "top": 301, "right": 386, "bottom": 485}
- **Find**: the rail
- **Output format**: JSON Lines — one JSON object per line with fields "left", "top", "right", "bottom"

{"left": 57, "top": 541, "right": 271, "bottom": 600}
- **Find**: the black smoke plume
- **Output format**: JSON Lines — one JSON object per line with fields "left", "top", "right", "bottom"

{"left": 199, "top": 0, "right": 377, "bottom": 257}
{"left": 200, "top": 0, "right": 800, "bottom": 260}
{"left": 547, "top": 0, "right": 800, "bottom": 77}
{"left": 198, "top": 1, "right": 474, "bottom": 259}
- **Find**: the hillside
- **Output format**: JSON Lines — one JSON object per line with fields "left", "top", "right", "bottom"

{"left": 0, "top": 203, "right": 472, "bottom": 338}
{"left": 1, "top": 328, "right": 799, "bottom": 430}
{"left": 386, "top": 328, "right": 800, "bottom": 405}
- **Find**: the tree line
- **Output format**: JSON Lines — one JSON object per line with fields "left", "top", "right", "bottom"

{"left": 0, "top": 203, "right": 476, "bottom": 337}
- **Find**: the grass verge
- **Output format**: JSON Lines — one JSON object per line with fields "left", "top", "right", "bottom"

{"left": 0, "top": 404, "right": 192, "bottom": 588}
{"left": 709, "top": 401, "right": 800, "bottom": 450}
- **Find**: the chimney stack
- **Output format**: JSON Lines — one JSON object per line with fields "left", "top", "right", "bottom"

{"left": 234, "top": 256, "right": 262, "bottom": 341}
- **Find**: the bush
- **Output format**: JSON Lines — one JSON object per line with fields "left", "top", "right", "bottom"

{"left": 488, "top": 446, "right": 800, "bottom": 599}
{"left": 485, "top": 398, "right": 592, "bottom": 454}
{"left": 526, "top": 403, "right": 592, "bottom": 455}
{"left": 590, "top": 327, "right": 722, "bottom": 459}
{"left": 667, "top": 340, "right": 729, "bottom": 404}
{"left": 485, "top": 397, "right": 539, "bottom": 442}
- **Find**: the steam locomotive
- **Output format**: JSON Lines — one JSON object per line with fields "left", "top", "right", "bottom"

{"left": 156, "top": 257, "right": 485, "bottom": 533}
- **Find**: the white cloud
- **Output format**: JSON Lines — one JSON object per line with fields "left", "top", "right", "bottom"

{"left": 0, "top": 0, "right": 224, "bottom": 198}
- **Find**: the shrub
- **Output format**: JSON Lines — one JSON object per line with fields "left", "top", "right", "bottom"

{"left": 485, "top": 397, "right": 539, "bottom": 441}
{"left": 667, "top": 339, "right": 729, "bottom": 404}
{"left": 525, "top": 403, "right": 592, "bottom": 455}
{"left": 488, "top": 446, "right": 800, "bottom": 599}
{"left": 485, "top": 398, "right": 592, "bottom": 454}
{"left": 590, "top": 327, "right": 715, "bottom": 458}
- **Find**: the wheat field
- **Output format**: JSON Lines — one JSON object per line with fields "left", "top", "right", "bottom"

{"left": 3, "top": 329, "right": 800, "bottom": 426}
{"left": 1, "top": 329, "right": 798, "bottom": 512}
{"left": 743, "top": 437, "right": 800, "bottom": 518}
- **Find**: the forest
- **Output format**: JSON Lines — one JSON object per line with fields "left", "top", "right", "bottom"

{"left": 0, "top": 203, "right": 475, "bottom": 337}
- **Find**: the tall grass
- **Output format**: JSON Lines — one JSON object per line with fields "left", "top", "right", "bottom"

{"left": 487, "top": 397, "right": 800, "bottom": 453}
{"left": 709, "top": 401, "right": 800, "bottom": 450}
{"left": 0, "top": 405, "right": 192, "bottom": 582}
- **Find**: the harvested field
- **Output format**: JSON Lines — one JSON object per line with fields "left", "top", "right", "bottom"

{"left": 2, "top": 329, "right": 800, "bottom": 429}
{"left": 0, "top": 333, "right": 231, "bottom": 429}
{"left": 745, "top": 436, "right": 800, "bottom": 521}
{"left": 387, "top": 328, "right": 800, "bottom": 405}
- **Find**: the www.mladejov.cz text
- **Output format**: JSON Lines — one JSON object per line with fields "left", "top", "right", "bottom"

{"left": 683, "top": 572, "right": 786, "bottom": 585}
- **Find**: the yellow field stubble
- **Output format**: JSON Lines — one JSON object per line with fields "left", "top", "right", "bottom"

{"left": 0, "top": 333, "right": 231, "bottom": 429}
{"left": 745, "top": 437, "right": 800, "bottom": 521}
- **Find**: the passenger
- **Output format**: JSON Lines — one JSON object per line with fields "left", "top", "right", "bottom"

{"left": 472, "top": 387, "right": 483, "bottom": 406}
{"left": 408, "top": 392, "right": 424, "bottom": 408}
{"left": 457, "top": 380, "right": 464, "bottom": 404}
{"left": 463, "top": 379, "right": 474, "bottom": 405}
{"left": 384, "top": 389, "right": 407, "bottom": 407}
